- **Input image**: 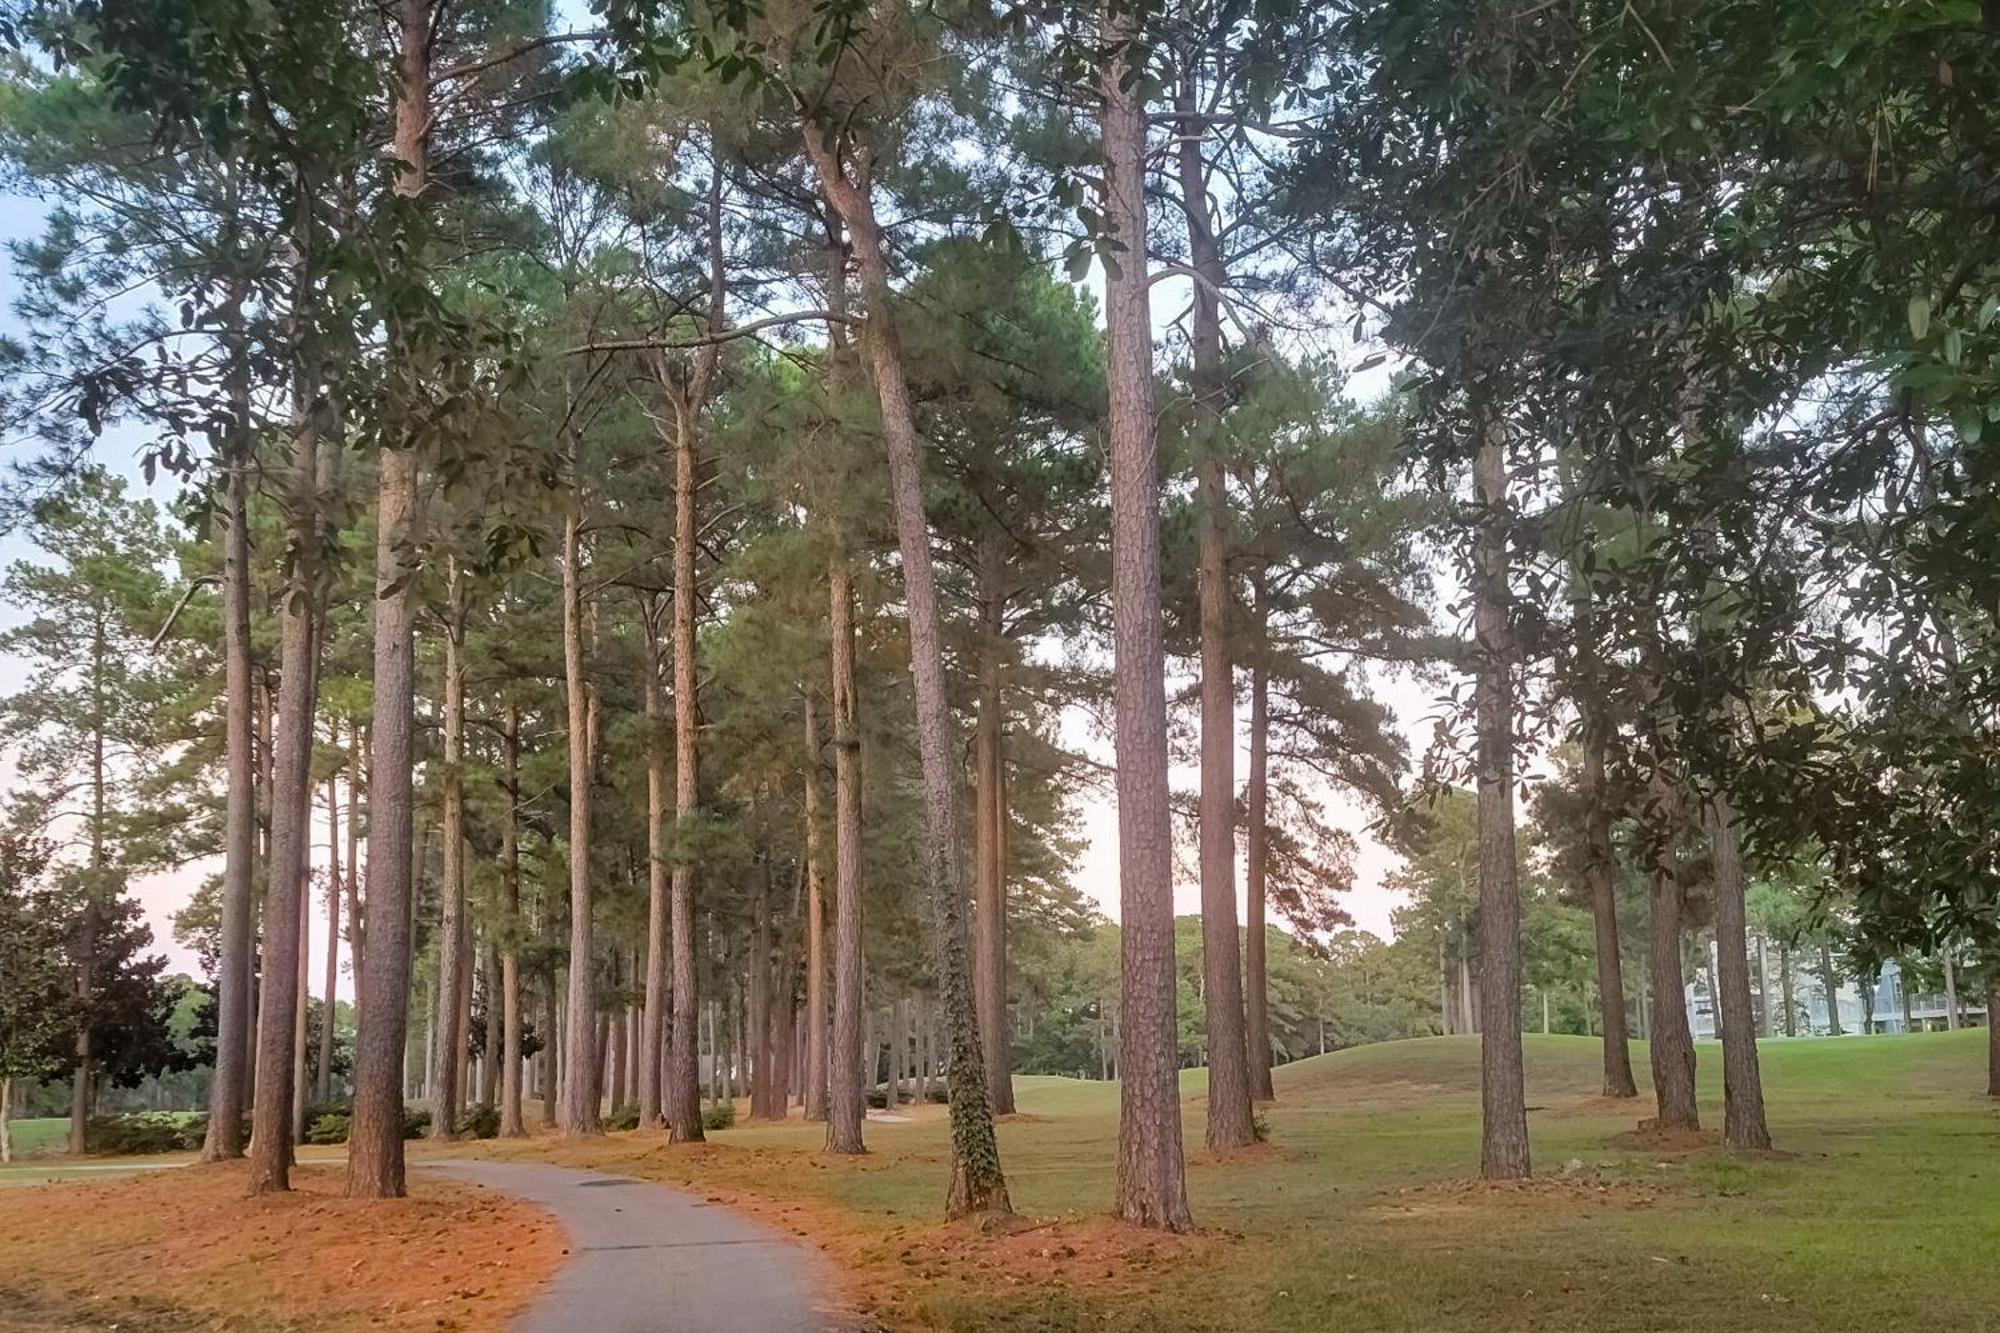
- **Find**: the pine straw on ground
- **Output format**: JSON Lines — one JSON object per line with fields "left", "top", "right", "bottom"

{"left": 0, "top": 1161, "right": 563, "bottom": 1333}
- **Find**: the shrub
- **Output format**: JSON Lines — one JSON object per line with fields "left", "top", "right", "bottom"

{"left": 460, "top": 1103, "right": 501, "bottom": 1139}
{"left": 605, "top": 1103, "right": 641, "bottom": 1131}
{"left": 401, "top": 1107, "right": 431, "bottom": 1139}
{"left": 85, "top": 1111, "right": 207, "bottom": 1155}
{"left": 701, "top": 1102, "right": 735, "bottom": 1131}
{"left": 305, "top": 1112, "right": 351, "bottom": 1145}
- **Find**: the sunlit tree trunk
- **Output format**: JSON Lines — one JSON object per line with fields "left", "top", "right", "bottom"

{"left": 1100, "top": 8, "right": 1191, "bottom": 1230}
{"left": 803, "top": 126, "right": 1009, "bottom": 1218}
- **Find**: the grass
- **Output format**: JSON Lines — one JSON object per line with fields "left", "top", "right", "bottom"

{"left": 446, "top": 1029, "right": 2000, "bottom": 1331}
{"left": 2, "top": 1118, "right": 69, "bottom": 1160}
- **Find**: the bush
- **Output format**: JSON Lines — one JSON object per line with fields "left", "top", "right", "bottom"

{"left": 605, "top": 1104, "right": 641, "bottom": 1131}
{"left": 305, "top": 1112, "right": 351, "bottom": 1145}
{"left": 926, "top": 1085, "right": 948, "bottom": 1104}
{"left": 701, "top": 1102, "right": 735, "bottom": 1131}
{"left": 460, "top": 1103, "right": 501, "bottom": 1140}
{"left": 85, "top": 1111, "right": 207, "bottom": 1155}
{"left": 401, "top": 1107, "right": 431, "bottom": 1139}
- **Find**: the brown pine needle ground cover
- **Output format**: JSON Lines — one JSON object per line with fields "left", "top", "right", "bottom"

{"left": 444, "top": 1030, "right": 2000, "bottom": 1333}
{"left": 0, "top": 1161, "right": 562, "bottom": 1332}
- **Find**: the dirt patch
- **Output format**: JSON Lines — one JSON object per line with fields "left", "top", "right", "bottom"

{"left": 0, "top": 1162, "right": 563, "bottom": 1332}
{"left": 1609, "top": 1124, "right": 1725, "bottom": 1153}
{"left": 1374, "top": 1174, "right": 1666, "bottom": 1220}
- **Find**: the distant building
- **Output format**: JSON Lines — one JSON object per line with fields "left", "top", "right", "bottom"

{"left": 1685, "top": 948, "right": 1986, "bottom": 1038}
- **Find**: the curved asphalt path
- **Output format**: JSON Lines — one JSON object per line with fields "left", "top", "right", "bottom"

{"left": 425, "top": 1160, "right": 854, "bottom": 1333}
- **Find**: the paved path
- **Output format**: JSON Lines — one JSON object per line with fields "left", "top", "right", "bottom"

{"left": 425, "top": 1160, "right": 852, "bottom": 1333}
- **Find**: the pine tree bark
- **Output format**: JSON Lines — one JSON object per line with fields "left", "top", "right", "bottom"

{"left": 666, "top": 399, "right": 705, "bottom": 1143}
{"left": 802, "top": 127, "right": 1009, "bottom": 1217}
{"left": 1245, "top": 621, "right": 1275, "bottom": 1101}
{"left": 1705, "top": 792, "right": 1771, "bottom": 1148}
{"left": 825, "top": 562, "right": 866, "bottom": 1154}
{"left": 1100, "top": 12, "right": 1192, "bottom": 1230}
{"left": 1472, "top": 427, "right": 1529, "bottom": 1180}
{"left": 1579, "top": 704, "right": 1638, "bottom": 1098}
{"left": 346, "top": 0, "right": 428, "bottom": 1200}
{"left": 803, "top": 695, "right": 830, "bottom": 1122}
{"left": 1645, "top": 782, "right": 1700, "bottom": 1131}
{"left": 498, "top": 703, "right": 527, "bottom": 1137}
{"left": 973, "top": 537, "right": 1016, "bottom": 1116}
{"left": 317, "top": 773, "right": 340, "bottom": 1105}
{"left": 639, "top": 608, "right": 670, "bottom": 1129}
{"left": 247, "top": 394, "right": 325, "bottom": 1195}
{"left": 1985, "top": 960, "right": 2000, "bottom": 1096}
{"left": 429, "top": 563, "right": 468, "bottom": 1141}
{"left": 202, "top": 436, "right": 257, "bottom": 1163}
{"left": 1175, "top": 69, "right": 1255, "bottom": 1152}
{"left": 559, "top": 506, "right": 600, "bottom": 1135}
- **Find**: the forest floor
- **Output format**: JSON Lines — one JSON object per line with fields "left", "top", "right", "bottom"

{"left": 442, "top": 1029, "right": 2000, "bottom": 1332}
{"left": 0, "top": 1160, "right": 564, "bottom": 1331}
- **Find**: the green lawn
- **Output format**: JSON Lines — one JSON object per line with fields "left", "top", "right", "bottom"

{"left": 474, "top": 1029, "right": 2000, "bottom": 1332}
{"left": 2, "top": 1118, "right": 68, "bottom": 1160}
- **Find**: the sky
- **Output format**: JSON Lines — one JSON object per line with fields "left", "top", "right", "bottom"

{"left": 0, "top": 179, "right": 1439, "bottom": 1003}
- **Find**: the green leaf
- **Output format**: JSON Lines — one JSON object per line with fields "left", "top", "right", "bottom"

{"left": 1909, "top": 294, "right": 1931, "bottom": 341}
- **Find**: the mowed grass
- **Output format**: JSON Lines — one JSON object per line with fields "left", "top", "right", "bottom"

{"left": 2, "top": 1118, "right": 68, "bottom": 1160}
{"left": 454, "top": 1030, "right": 2000, "bottom": 1332}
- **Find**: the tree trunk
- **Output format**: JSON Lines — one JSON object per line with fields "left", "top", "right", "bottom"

{"left": 559, "top": 507, "right": 600, "bottom": 1135}
{"left": 346, "top": 0, "right": 427, "bottom": 1199}
{"left": 1704, "top": 793, "right": 1771, "bottom": 1149}
{"left": 0, "top": 1078, "right": 11, "bottom": 1165}
{"left": 749, "top": 858, "right": 774, "bottom": 1119}
{"left": 1173, "top": 71, "right": 1254, "bottom": 1153}
{"left": 973, "top": 537, "right": 1016, "bottom": 1116}
{"left": 1985, "top": 961, "right": 2000, "bottom": 1096}
{"left": 1944, "top": 949, "right": 1960, "bottom": 1031}
{"left": 1898, "top": 957, "right": 1914, "bottom": 1035}
{"left": 803, "top": 129, "right": 1008, "bottom": 1218}
{"left": 1100, "top": 17, "right": 1191, "bottom": 1231}
{"left": 826, "top": 562, "right": 866, "bottom": 1154}
{"left": 1779, "top": 945, "right": 1796, "bottom": 1037}
{"left": 639, "top": 609, "right": 670, "bottom": 1129}
{"left": 1645, "top": 791, "right": 1699, "bottom": 1131}
{"left": 1245, "top": 634, "right": 1275, "bottom": 1100}
{"left": 202, "top": 441, "right": 257, "bottom": 1163}
{"left": 1471, "top": 426, "right": 1529, "bottom": 1179}
{"left": 429, "top": 564, "right": 469, "bottom": 1141}
{"left": 291, "top": 872, "right": 310, "bottom": 1143}
{"left": 1819, "top": 944, "right": 1845, "bottom": 1036}
{"left": 247, "top": 403, "right": 324, "bottom": 1195}
{"left": 803, "top": 695, "right": 830, "bottom": 1122}
{"left": 317, "top": 773, "right": 340, "bottom": 1105}
{"left": 1579, "top": 712, "right": 1638, "bottom": 1098}
{"left": 344, "top": 723, "right": 365, "bottom": 1016}
{"left": 656, "top": 409, "right": 704, "bottom": 1144}
{"left": 497, "top": 704, "right": 527, "bottom": 1138}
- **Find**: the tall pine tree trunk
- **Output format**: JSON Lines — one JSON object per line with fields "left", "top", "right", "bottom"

{"left": 247, "top": 393, "right": 325, "bottom": 1195}
{"left": 1176, "top": 68, "right": 1255, "bottom": 1152}
{"left": 1245, "top": 618, "right": 1275, "bottom": 1101}
{"left": 1472, "top": 427, "right": 1529, "bottom": 1179}
{"left": 666, "top": 401, "right": 705, "bottom": 1143}
{"left": 640, "top": 607, "right": 670, "bottom": 1129}
{"left": 429, "top": 562, "right": 468, "bottom": 1141}
{"left": 1101, "top": 12, "right": 1191, "bottom": 1230}
{"left": 202, "top": 430, "right": 257, "bottom": 1163}
{"left": 499, "top": 703, "right": 527, "bottom": 1138}
{"left": 559, "top": 506, "right": 600, "bottom": 1135}
{"left": 317, "top": 772, "right": 340, "bottom": 1104}
{"left": 1705, "top": 792, "right": 1771, "bottom": 1148}
{"left": 825, "top": 562, "right": 866, "bottom": 1154}
{"left": 803, "top": 696, "right": 830, "bottom": 1122}
{"left": 1819, "top": 944, "right": 1845, "bottom": 1035}
{"left": 973, "top": 537, "right": 1015, "bottom": 1116}
{"left": 346, "top": 0, "right": 427, "bottom": 1200}
{"left": 1579, "top": 704, "right": 1637, "bottom": 1098}
{"left": 803, "top": 128, "right": 1008, "bottom": 1218}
